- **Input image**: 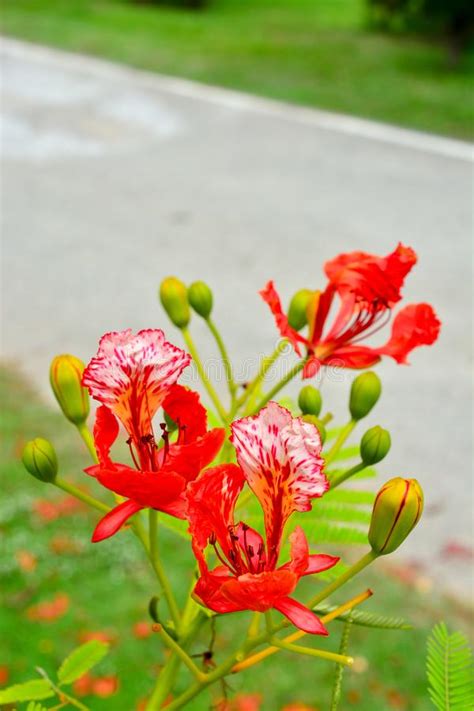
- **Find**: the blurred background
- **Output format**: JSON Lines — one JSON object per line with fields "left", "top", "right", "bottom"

{"left": 1, "top": 1, "right": 473, "bottom": 710}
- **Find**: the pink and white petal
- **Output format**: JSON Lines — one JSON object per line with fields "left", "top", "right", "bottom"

{"left": 273, "top": 597, "right": 328, "bottom": 635}
{"left": 93, "top": 405, "right": 119, "bottom": 466}
{"left": 281, "top": 416, "right": 328, "bottom": 510}
{"left": 231, "top": 403, "right": 293, "bottom": 554}
{"left": 83, "top": 329, "right": 190, "bottom": 436}
{"left": 303, "top": 553, "right": 340, "bottom": 576}
{"left": 91, "top": 499, "right": 143, "bottom": 542}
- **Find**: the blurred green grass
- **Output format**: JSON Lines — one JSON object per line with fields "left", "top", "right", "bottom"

{"left": 0, "top": 365, "right": 472, "bottom": 710}
{"left": 1, "top": 0, "right": 473, "bottom": 139}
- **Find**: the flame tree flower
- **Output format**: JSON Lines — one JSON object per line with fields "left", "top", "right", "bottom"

{"left": 261, "top": 244, "right": 441, "bottom": 377}
{"left": 187, "top": 403, "right": 339, "bottom": 634}
{"left": 82, "top": 329, "right": 225, "bottom": 541}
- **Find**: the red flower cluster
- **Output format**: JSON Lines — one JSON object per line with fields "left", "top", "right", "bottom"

{"left": 261, "top": 244, "right": 440, "bottom": 377}
{"left": 188, "top": 403, "right": 338, "bottom": 634}
{"left": 82, "top": 330, "right": 225, "bottom": 541}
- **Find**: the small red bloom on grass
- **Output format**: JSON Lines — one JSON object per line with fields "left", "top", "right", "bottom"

{"left": 82, "top": 330, "right": 225, "bottom": 541}
{"left": 188, "top": 403, "right": 338, "bottom": 634}
{"left": 216, "top": 694, "right": 262, "bottom": 711}
{"left": 16, "top": 549, "right": 37, "bottom": 572}
{"left": 26, "top": 593, "right": 69, "bottom": 622}
{"left": 133, "top": 621, "right": 152, "bottom": 639}
{"left": 33, "top": 495, "right": 84, "bottom": 522}
{"left": 78, "top": 629, "right": 118, "bottom": 645}
{"left": 0, "top": 666, "right": 9, "bottom": 686}
{"left": 261, "top": 244, "right": 440, "bottom": 376}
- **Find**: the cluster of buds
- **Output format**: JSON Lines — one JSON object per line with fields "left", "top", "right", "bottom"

{"left": 159, "top": 276, "right": 214, "bottom": 327}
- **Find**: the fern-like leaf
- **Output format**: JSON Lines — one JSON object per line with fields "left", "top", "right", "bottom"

{"left": 314, "top": 603, "right": 412, "bottom": 630}
{"left": 426, "top": 622, "right": 473, "bottom": 710}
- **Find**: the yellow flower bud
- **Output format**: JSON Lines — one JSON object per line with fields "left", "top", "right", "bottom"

{"left": 288, "top": 289, "right": 313, "bottom": 331}
{"left": 50, "top": 355, "right": 90, "bottom": 425}
{"left": 298, "top": 385, "right": 322, "bottom": 417}
{"left": 349, "top": 371, "right": 381, "bottom": 420}
{"left": 159, "top": 277, "right": 190, "bottom": 328}
{"left": 369, "top": 477, "right": 424, "bottom": 555}
{"left": 360, "top": 426, "right": 391, "bottom": 465}
{"left": 188, "top": 281, "right": 213, "bottom": 319}
{"left": 22, "top": 437, "right": 58, "bottom": 483}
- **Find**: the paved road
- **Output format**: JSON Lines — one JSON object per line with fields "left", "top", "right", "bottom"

{"left": 1, "top": 38, "right": 472, "bottom": 599}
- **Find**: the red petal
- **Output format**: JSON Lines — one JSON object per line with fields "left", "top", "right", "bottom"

{"left": 286, "top": 526, "right": 309, "bottom": 576}
{"left": 220, "top": 570, "right": 297, "bottom": 611}
{"left": 187, "top": 464, "right": 245, "bottom": 556}
{"left": 302, "top": 355, "right": 321, "bottom": 379}
{"left": 273, "top": 597, "right": 328, "bottom": 635}
{"left": 376, "top": 303, "right": 441, "bottom": 364}
{"left": 194, "top": 569, "right": 244, "bottom": 614}
{"left": 323, "top": 345, "right": 381, "bottom": 369}
{"left": 259, "top": 281, "right": 307, "bottom": 355}
{"left": 324, "top": 244, "right": 417, "bottom": 307}
{"left": 93, "top": 406, "right": 119, "bottom": 466}
{"left": 304, "top": 553, "right": 340, "bottom": 575}
{"left": 92, "top": 464, "right": 185, "bottom": 510}
{"left": 162, "top": 384, "right": 207, "bottom": 441}
{"left": 162, "top": 428, "right": 225, "bottom": 483}
{"left": 92, "top": 499, "right": 143, "bottom": 542}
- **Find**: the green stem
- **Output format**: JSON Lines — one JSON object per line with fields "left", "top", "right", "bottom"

{"left": 155, "top": 625, "right": 205, "bottom": 681}
{"left": 236, "top": 339, "right": 289, "bottom": 413}
{"left": 329, "top": 462, "right": 366, "bottom": 489}
{"left": 272, "top": 639, "right": 353, "bottom": 666}
{"left": 76, "top": 422, "right": 98, "bottom": 463}
{"left": 54, "top": 477, "right": 110, "bottom": 514}
{"left": 250, "top": 359, "right": 306, "bottom": 414}
{"left": 206, "top": 318, "right": 237, "bottom": 405}
{"left": 148, "top": 510, "right": 181, "bottom": 629}
{"left": 181, "top": 327, "right": 228, "bottom": 424}
{"left": 306, "top": 551, "right": 377, "bottom": 611}
{"left": 324, "top": 419, "right": 356, "bottom": 465}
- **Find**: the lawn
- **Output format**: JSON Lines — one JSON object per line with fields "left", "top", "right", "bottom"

{"left": 1, "top": 364, "right": 472, "bottom": 710}
{"left": 1, "top": 0, "right": 473, "bottom": 139}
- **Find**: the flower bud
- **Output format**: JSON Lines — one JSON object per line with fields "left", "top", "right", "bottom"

{"left": 188, "top": 281, "right": 213, "bottom": 319}
{"left": 288, "top": 289, "right": 313, "bottom": 331}
{"left": 298, "top": 385, "right": 322, "bottom": 417}
{"left": 159, "top": 277, "right": 190, "bottom": 328}
{"left": 360, "top": 426, "right": 391, "bottom": 465}
{"left": 302, "top": 414, "right": 326, "bottom": 444}
{"left": 50, "top": 355, "right": 90, "bottom": 425}
{"left": 349, "top": 371, "right": 381, "bottom": 420}
{"left": 22, "top": 437, "right": 58, "bottom": 483}
{"left": 369, "top": 477, "right": 423, "bottom": 555}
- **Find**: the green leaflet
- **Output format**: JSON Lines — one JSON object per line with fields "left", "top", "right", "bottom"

{"left": 0, "top": 680, "right": 54, "bottom": 703}
{"left": 57, "top": 640, "right": 109, "bottom": 685}
{"left": 426, "top": 622, "right": 473, "bottom": 710}
{"left": 314, "top": 603, "right": 412, "bottom": 630}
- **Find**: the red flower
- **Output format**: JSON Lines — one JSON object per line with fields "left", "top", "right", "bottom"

{"left": 82, "top": 330, "right": 225, "bottom": 542}
{"left": 188, "top": 403, "right": 338, "bottom": 634}
{"left": 261, "top": 244, "right": 440, "bottom": 376}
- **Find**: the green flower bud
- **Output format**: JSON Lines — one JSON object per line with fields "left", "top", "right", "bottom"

{"left": 188, "top": 281, "right": 213, "bottom": 319}
{"left": 50, "top": 355, "right": 90, "bottom": 425}
{"left": 298, "top": 385, "right": 322, "bottom": 417}
{"left": 302, "top": 414, "right": 326, "bottom": 444}
{"left": 349, "top": 371, "right": 381, "bottom": 420}
{"left": 369, "top": 477, "right": 424, "bottom": 556}
{"left": 288, "top": 289, "right": 313, "bottom": 331}
{"left": 22, "top": 437, "right": 58, "bottom": 483}
{"left": 159, "top": 276, "right": 190, "bottom": 328}
{"left": 360, "top": 426, "right": 391, "bottom": 465}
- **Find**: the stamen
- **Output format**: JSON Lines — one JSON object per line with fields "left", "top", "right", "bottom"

{"left": 126, "top": 437, "right": 141, "bottom": 470}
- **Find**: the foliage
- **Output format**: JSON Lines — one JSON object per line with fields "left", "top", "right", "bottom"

{"left": 426, "top": 622, "right": 473, "bottom": 710}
